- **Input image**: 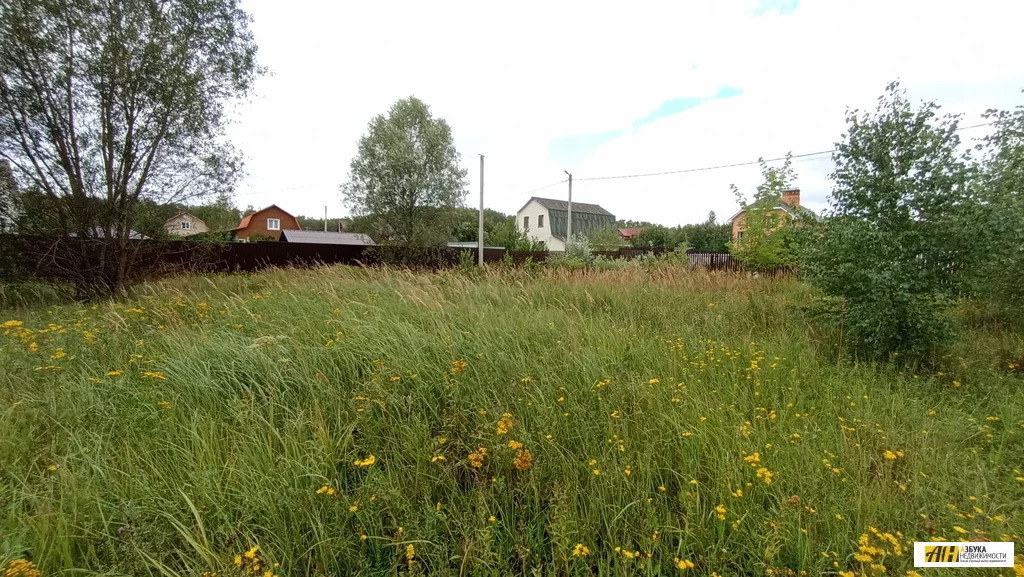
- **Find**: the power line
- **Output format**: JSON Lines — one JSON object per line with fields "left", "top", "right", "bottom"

{"left": 576, "top": 150, "right": 834, "bottom": 182}
{"left": 519, "top": 178, "right": 567, "bottom": 196}
{"left": 235, "top": 183, "right": 329, "bottom": 197}
{"left": 572, "top": 121, "right": 995, "bottom": 183}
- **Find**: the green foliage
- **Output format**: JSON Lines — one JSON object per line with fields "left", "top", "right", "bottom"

{"left": 729, "top": 153, "right": 803, "bottom": 268}
{"left": 588, "top": 225, "right": 625, "bottom": 250}
{"left": 685, "top": 212, "right": 732, "bottom": 251}
{"left": 624, "top": 215, "right": 730, "bottom": 251}
{"left": 451, "top": 208, "right": 510, "bottom": 242}
{"left": 189, "top": 195, "right": 244, "bottom": 232}
{"left": 800, "top": 82, "right": 974, "bottom": 361}
{"left": 964, "top": 97, "right": 1024, "bottom": 326}
{"left": 341, "top": 97, "right": 468, "bottom": 247}
{"left": 182, "top": 230, "right": 236, "bottom": 243}
{"left": 631, "top": 225, "right": 681, "bottom": 248}
{"left": 0, "top": 0, "right": 259, "bottom": 293}
{"left": 563, "top": 234, "right": 593, "bottom": 263}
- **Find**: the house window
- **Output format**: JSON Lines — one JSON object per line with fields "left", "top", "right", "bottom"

{"left": 538, "top": 215, "right": 544, "bottom": 228}
{"left": 523, "top": 216, "right": 529, "bottom": 231}
{"left": 267, "top": 218, "right": 280, "bottom": 230}
{"left": 181, "top": 221, "right": 190, "bottom": 230}
{"left": 737, "top": 231, "right": 744, "bottom": 241}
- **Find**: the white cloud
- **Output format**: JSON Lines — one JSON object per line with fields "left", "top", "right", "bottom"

{"left": 225, "top": 0, "right": 1024, "bottom": 224}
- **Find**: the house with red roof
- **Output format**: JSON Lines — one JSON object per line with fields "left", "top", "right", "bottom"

{"left": 618, "top": 227, "right": 643, "bottom": 241}
{"left": 228, "top": 205, "right": 301, "bottom": 241}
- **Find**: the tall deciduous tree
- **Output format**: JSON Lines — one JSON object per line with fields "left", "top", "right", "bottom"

{"left": 0, "top": 0, "right": 259, "bottom": 294}
{"left": 730, "top": 153, "right": 803, "bottom": 268}
{"left": 801, "top": 82, "right": 974, "bottom": 361}
{"left": 341, "top": 97, "right": 468, "bottom": 247}
{"left": 968, "top": 96, "right": 1024, "bottom": 325}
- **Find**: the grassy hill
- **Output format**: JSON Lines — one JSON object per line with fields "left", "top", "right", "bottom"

{"left": 2, "top": 265, "right": 1022, "bottom": 576}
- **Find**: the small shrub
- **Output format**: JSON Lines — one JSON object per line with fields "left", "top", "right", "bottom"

{"left": 590, "top": 255, "right": 628, "bottom": 271}
{"left": 564, "top": 234, "right": 593, "bottom": 264}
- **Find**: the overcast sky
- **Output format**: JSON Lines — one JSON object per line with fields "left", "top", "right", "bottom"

{"left": 224, "top": 0, "right": 1024, "bottom": 225}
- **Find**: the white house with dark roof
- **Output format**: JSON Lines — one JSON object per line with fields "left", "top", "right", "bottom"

{"left": 516, "top": 197, "right": 616, "bottom": 251}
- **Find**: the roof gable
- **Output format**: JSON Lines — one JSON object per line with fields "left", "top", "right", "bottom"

{"left": 236, "top": 204, "right": 298, "bottom": 230}
{"left": 164, "top": 211, "right": 208, "bottom": 227}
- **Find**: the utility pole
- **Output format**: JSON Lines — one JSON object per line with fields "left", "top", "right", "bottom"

{"left": 478, "top": 154, "right": 485, "bottom": 266}
{"left": 323, "top": 206, "right": 327, "bottom": 232}
{"left": 564, "top": 170, "right": 573, "bottom": 241}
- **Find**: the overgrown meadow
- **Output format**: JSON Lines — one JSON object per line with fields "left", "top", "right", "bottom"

{"left": 2, "top": 265, "right": 1023, "bottom": 576}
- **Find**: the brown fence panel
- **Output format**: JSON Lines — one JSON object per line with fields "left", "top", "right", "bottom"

{"left": 2, "top": 237, "right": 799, "bottom": 284}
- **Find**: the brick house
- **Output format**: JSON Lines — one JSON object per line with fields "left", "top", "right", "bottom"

{"left": 230, "top": 205, "right": 301, "bottom": 241}
{"left": 729, "top": 189, "right": 814, "bottom": 243}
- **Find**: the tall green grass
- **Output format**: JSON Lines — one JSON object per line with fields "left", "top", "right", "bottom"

{"left": 1, "top": 265, "right": 1022, "bottom": 576}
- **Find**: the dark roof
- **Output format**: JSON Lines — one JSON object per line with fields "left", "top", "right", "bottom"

{"left": 280, "top": 230, "right": 374, "bottom": 245}
{"left": 519, "top": 196, "right": 614, "bottom": 217}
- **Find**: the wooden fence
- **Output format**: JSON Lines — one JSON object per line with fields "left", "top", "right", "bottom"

{"left": 0, "top": 235, "right": 788, "bottom": 283}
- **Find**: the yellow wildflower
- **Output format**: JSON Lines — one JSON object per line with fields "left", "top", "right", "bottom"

{"left": 674, "top": 557, "right": 695, "bottom": 570}
{"left": 513, "top": 448, "right": 533, "bottom": 470}
{"left": 353, "top": 454, "right": 376, "bottom": 467}
{"left": 715, "top": 504, "right": 727, "bottom": 520}
{"left": 496, "top": 412, "right": 515, "bottom": 435}
{"left": 468, "top": 447, "right": 487, "bottom": 468}
{"left": 572, "top": 543, "right": 591, "bottom": 557}
{"left": 507, "top": 440, "right": 523, "bottom": 450}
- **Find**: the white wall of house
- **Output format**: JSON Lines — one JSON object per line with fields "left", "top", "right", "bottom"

{"left": 516, "top": 199, "right": 563, "bottom": 251}
{"left": 164, "top": 213, "right": 210, "bottom": 237}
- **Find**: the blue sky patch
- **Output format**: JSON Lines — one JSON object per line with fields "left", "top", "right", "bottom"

{"left": 632, "top": 85, "right": 743, "bottom": 130}
{"left": 548, "top": 130, "right": 624, "bottom": 166}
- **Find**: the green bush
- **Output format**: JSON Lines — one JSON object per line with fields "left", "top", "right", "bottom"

{"left": 563, "top": 234, "right": 593, "bottom": 263}
{"left": 800, "top": 82, "right": 973, "bottom": 362}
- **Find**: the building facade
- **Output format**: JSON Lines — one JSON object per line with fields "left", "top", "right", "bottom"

{"left": 729, "top": 188, "right": 807, "bottom": 242}
{"left": 163, "top": 211, "right": 210, "bottom": 237}
{"left": 231, "top": 205, "right": 301, "bottom": 241}
{"left": 516, "top": 197, "right": 615, "bottom": 252}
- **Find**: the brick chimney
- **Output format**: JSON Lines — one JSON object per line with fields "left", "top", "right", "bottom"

{"left": 781, "top": 188, "right": 800, "bottom": 208}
